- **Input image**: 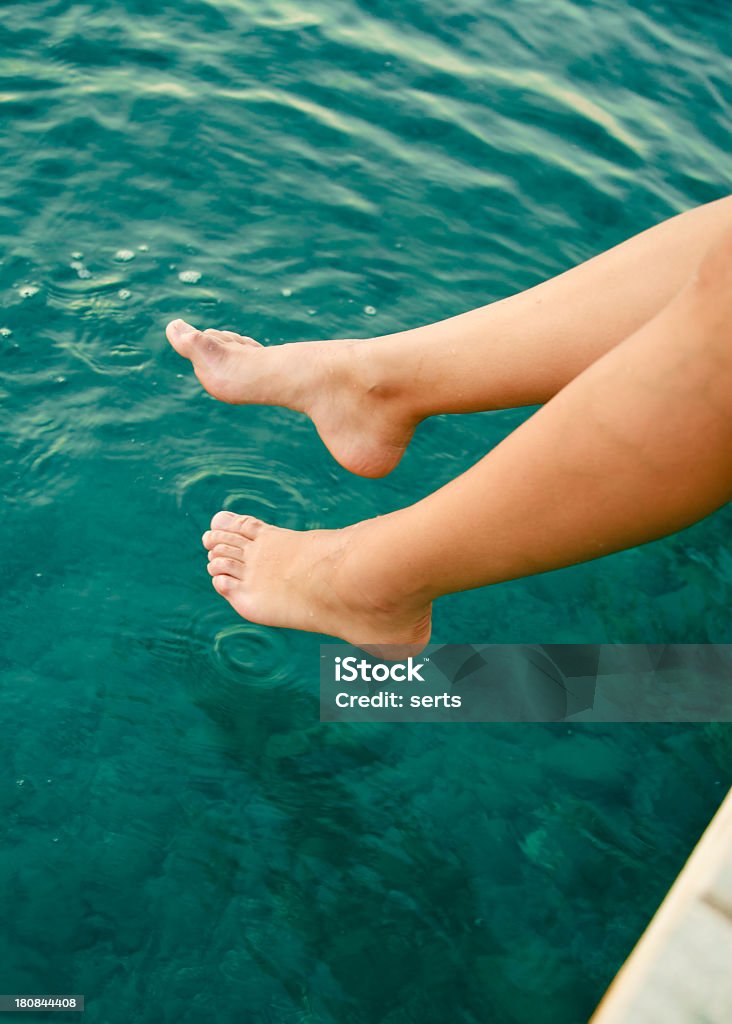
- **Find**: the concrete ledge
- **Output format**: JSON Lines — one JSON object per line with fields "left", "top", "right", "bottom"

{"left": 591, "top": 787, "right": 732, "bottom": 1023}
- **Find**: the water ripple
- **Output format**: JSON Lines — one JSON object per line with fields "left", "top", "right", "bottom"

{"left": 212, "top": 623, "right": 292, "bottom": 687}
{"left": 172, "top": 444, "right": 316, "bottom": 530}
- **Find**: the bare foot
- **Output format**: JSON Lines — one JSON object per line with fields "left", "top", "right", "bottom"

{"left": 202, "top": 510, "right": 433, "bottom": 658}
{"left": 166, "top": 320, "right": 416, "bottom": 478}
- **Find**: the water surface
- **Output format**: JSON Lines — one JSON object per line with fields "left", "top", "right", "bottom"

{"left": 1, "top": 1, "right": 731, "bottom": 1021}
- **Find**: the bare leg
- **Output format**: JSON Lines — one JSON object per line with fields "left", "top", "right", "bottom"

{"left": 169, "top": 196, "right": 732, "bottom": 476}
{"left": 202, "top": 228, "right": 732, "bottom": 654}
{"left": 376, "top": 194, "right": 732, "bottom": 414}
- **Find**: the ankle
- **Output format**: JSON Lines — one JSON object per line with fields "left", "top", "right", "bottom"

{"left": 338, "top": 517, "right": 434, "bottom": 616}
{"left": 350, "top": 335, "right": 421, "bottom": 421}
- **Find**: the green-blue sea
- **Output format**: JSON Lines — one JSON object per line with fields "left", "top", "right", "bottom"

{"left": 1, "top": 2, "right": 731, "bottom": 1021}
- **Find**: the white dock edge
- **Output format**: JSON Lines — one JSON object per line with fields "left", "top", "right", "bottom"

{"left": 591, "top": 787, "right": 732, "bottom": 1024}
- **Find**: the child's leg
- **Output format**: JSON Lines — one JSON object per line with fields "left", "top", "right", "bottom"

{"left": 203, "top": 227, "right": 732, "bottom": 654}
{"left": 169, "top": 195, "right": 732, "bottom": 478}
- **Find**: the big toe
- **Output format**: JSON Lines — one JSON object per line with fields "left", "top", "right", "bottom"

{"left": 210, "top": 510, "right": 263, "bottom": 538}
{"left": 166, "top": 318, "right": 199, "bottom": 357}
{"left": 210, "top": 510, "right": 240, "bottom": 531}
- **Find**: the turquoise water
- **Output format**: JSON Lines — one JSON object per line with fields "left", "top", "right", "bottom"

{"left": 2, "top": 1, "right": 731, "bottom": 1021}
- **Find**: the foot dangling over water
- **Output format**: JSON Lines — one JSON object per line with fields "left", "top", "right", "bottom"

{"left": 202, "top": 510, "right": 433, "bottom": 658}
{"left": 166, "top": 319, "right": 416, "bottom": 478}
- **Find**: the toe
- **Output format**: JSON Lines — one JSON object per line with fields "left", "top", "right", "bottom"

{"left": 210, "top": 511, "right": 262, "bottom": 538}
{"left": 202, "top": 328, "right": 234, "bottom": 345}
{"left": 210, "top": 510, "right": 239, "bottom": 531}
{"left": 237, "top": 516, "right": 262, "bottom": 540}
{"left": 224, "top": 331, "right": 261, "bottom": 348}
{"left": 167, "top": 322, "right": 227, "bottom": 366}
{"left": 208, "top": 543, "right": 245, "bottom": 561}
{"left": 207, "top": 556, "right": 245, "bottom": 580}
{"left": 203, "top": 328, "right": 261, "bottom": 348}
{"left": 203, "top": 529, "right": 245, "bottom": 550}
{"left": 212, "top": 574, "right": 234, "bottom": 596}
{"left": 166, "top": 319, "right": 200, "bottom": 357}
